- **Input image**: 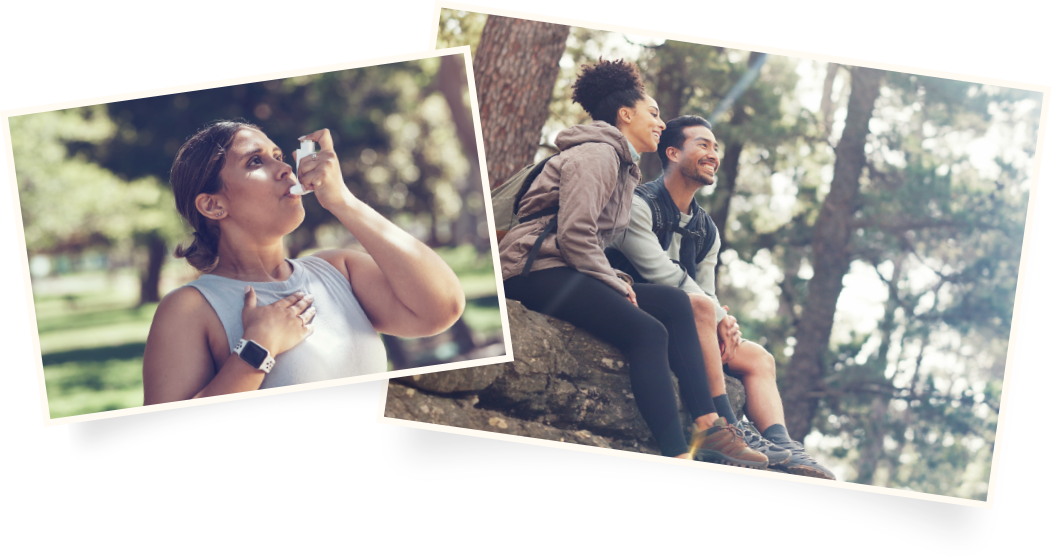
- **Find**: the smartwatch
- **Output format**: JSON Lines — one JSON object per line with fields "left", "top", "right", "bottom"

{"left": 234, "top": 338, "right": 276, "bottom": 373}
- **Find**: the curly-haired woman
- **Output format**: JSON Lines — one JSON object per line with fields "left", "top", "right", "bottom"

{"left": 500, "top": 60, "right": 765, "bottom": 466}
{"left": 142, "top": 123, "right": 465, "bottom": 404}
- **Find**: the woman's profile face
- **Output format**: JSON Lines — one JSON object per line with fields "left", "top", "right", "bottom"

{"left": 214, "top": 127, "right": 305, "bottom": 238}
{"left": 620, "top": 95, "right": 665, "bottom": 153}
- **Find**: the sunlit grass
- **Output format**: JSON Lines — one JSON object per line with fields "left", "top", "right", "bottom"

{"left": 434, "top": 245, "right": 501, "bottom": 335}
{"left": 435, "top": 244, "right": 499, "bottom": 300}
{"left": 459, "top": 274, "right": 499, "bottom": 300}
{"left": 32, "top": 271, "right": 152, "bottom": 419}
{"left": 462, "top": 303, "right": 502, "bottom": 335}
{"left": 39, "top": 318, "right": 155, "bottom": 355}
{"left": 43, "top": 357, "right": 144, "bottom": 419}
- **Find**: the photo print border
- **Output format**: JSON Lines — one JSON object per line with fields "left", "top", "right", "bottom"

{"left": 376, "top": 1, "right": 1051, "bottom": 507}
{"left": 2, "top": 45, "right": 515, "bottom": 426}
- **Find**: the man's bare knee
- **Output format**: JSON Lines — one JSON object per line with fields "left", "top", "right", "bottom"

{"left": 760, "top": 349, "right": 776, "bottom": 379}
{"left": 745, "top": 344, "right": 776, "bottom": 380}
{"left": 734, "top": 342, "right": 777, "bottom": 380}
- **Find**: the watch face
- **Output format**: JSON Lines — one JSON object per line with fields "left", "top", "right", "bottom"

{"left": 240, "top": 341, "right": 269, "bottom": 368}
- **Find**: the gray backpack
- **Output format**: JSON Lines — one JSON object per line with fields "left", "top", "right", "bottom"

{"left": 491, "top": 154, "right": 557, "bottom": 276}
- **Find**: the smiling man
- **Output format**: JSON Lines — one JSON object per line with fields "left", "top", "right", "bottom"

{"left": 606, "top": 115, "right": 835, "bottom": 479}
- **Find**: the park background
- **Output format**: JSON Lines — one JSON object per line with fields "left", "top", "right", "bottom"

{"left": 8, "top": 53, "right": 505, "bottom": 420}
{"left": 425, "top": 8, "right": 1043, "bottom": 500}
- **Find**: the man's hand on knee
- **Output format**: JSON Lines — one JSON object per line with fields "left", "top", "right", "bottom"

{"left": 717, "top": 307, "right": 743, "bottom": 363}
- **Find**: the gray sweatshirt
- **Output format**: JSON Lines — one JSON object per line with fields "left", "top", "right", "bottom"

{"left": 608, "top": 195, "right": 727, "bottom": 322}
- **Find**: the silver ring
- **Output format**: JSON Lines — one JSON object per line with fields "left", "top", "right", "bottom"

{"left": 311, "top": 153, "right": 317, "bottom": 161}
{"left": 299, "top": 313, "right": 309, "bottom": 326}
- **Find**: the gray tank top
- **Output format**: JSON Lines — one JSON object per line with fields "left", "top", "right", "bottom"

{"left": 187, "top": 256, "right": 388, "bottom": 388}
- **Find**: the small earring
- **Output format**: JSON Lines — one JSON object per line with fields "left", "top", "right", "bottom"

{"left": 216, "top": 211, "right": 225, "bottom": 217}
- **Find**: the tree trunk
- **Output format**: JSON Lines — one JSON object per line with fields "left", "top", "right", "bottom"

{"left": 450, "top": 317, "right": 477, "bottom": 355}
{"left": 709, "top": 51, "right": 762, "bottom": 239}
{"left": 709, "top": 139, "right": 742, "bottom": 239}
{"left": 139, "top": 232, "right": 166, "bottom": 305}
{"left": 854, "top": 394, "right": 888, "bottom": 485}
{"left": 708, "top": 51, "right": 763, "bottom": 289}
{"left": 438, "top": 54, "right": 484, "bottom": 247}
{"left": 473, "top": 16, "right": 570, "bottom": 189}
{"left": 819, "top": 62, "right": 841, "bottom": 141}
{"left": 782, "top": 67, "right": 884, "bottom": 441}
{"left": 383, "top": 335, "right": 409, "bottom": 370}
{"left": 641, "top": 47, "right": 691, "bottom": 181}
{"left": 438, "top": 54, "right": 479, "bottom": 163}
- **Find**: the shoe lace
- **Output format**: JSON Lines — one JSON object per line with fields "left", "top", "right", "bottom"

{"left": 725, "top": 422, "right": 750, "bottom": 443}
{"left": 784, "top": 440, "right": 820, "bottom": 465}
{"left": 735, "top": 421, "right": 774, "bottom": 449}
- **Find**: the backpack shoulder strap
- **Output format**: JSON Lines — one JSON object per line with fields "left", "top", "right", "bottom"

{"left": 513, "top": 154, "right": 558, "bottom": 216}
{"left": 696, "top": 212, "right": 718, "bottom": 265}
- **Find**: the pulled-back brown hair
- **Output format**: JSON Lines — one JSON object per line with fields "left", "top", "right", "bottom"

{"left": 171, "top": 120, "right": 260, "bottom": 272}
{"left": 570, "top": 58, "right": 647, "bottom": 125}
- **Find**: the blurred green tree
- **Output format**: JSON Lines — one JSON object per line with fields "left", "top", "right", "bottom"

{"left": 62, "top": 57, "right": 483, "bottom": 287}
{"left": 10, "top": 107, "right": 185, "bottom": 305}
{"left": 436, "top": 9, "right": 487, "bottom": 57}
{"left": 789, "top": 74, "right": 1035, "bottom": 497}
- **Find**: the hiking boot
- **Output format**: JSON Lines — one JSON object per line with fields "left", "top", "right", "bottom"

{"left": 769, "top": 440, "right": 836, "bottom": 480}
{"left": 735, "top": 421, "right": 792, "bottom": 466}
{"left": 689, "top": 417, "right": 768, "bottom": 469}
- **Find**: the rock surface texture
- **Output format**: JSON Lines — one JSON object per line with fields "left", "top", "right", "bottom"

{"left": 386, "top": 300, "right": 745, "bottom": 455}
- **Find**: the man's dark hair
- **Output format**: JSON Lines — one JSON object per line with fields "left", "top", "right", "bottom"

{"left": 657, "top": 115, "right": 712, "bottom": 169}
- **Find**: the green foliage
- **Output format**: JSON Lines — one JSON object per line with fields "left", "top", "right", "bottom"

{"left": 45, "top": 357, "right": 146, "bottom": 418}
{"left": 694, "top": 62, "right": 1034, "bottom": 499}
{"left": 9, "top": 108, "right": 185, "bottom": 256}
{"left": 437, "top": 9, "right": 487, "bottom": 57}
{"left": 86, "top": 58, "right": 481, "bottom": 253}
{"left": 782, "top": 78, "right": 1034, "bottom": 499}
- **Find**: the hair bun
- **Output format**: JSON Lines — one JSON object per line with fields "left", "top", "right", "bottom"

{"left": 571, "top": 58, "right": 646, "bottom": 123}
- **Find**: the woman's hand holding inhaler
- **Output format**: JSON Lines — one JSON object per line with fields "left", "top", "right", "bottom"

{"left": 289, "top": 139, "right": 316, "bottom": 196}
{"left": 292, "top": 129, "right": 359, "bottom": 212}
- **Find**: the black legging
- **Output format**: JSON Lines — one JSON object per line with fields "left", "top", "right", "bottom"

{"left": 504, "top": 266, "right": 717, "bottom": 456}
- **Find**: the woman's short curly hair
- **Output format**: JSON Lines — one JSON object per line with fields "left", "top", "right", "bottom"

{"left": 570, "top": 58, "right": 647, "bottom": 124}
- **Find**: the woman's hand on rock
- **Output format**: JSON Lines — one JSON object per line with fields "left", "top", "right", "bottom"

{"left": 296, "top": 128, "right": 355, "bottom": 211}
{"left": 241, "top": 287, "right": 316, "bottom": 357}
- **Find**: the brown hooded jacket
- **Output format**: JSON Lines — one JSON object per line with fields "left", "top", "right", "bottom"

{"left": 499, "top": 121, "right": 640, "bottom": 296}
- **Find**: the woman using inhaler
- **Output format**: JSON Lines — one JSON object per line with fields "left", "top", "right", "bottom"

{"left": 142, "top": 121, "right": 465, "bottom": 404}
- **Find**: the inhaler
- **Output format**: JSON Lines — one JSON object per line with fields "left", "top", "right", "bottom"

{"left": 289, "top": 139, "right": 316, "bottom": 195}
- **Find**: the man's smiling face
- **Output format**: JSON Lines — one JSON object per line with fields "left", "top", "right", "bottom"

{"left": 674, "top": 125, "right": 720, "bottom": 187}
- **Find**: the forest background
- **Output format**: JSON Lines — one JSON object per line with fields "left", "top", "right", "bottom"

{"left": 8, "top": 53, "right": 504, "bottom": 420}
{"left": 437, "top": 8, "right": 1042, "bottom": 499}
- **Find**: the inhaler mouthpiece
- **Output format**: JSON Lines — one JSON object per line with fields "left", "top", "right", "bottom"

{"left": 290, "top": 139, "right": 316, "bottom": 195}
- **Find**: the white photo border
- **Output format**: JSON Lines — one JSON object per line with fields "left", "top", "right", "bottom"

{"left": 395, "top": 1, "right": 1052, "bottom": 511}
{"left": 1, "top": 45, "right": 515, "bottom": 427}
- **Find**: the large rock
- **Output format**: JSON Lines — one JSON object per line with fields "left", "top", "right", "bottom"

{"left": 385, "top": 382, "right": 622, "bottom": 450}
{"left": 386, "top": 300, "right": 744, "bottom": 454}
{"left": 399, "top": 366, "right": 502, "bottom": 393}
